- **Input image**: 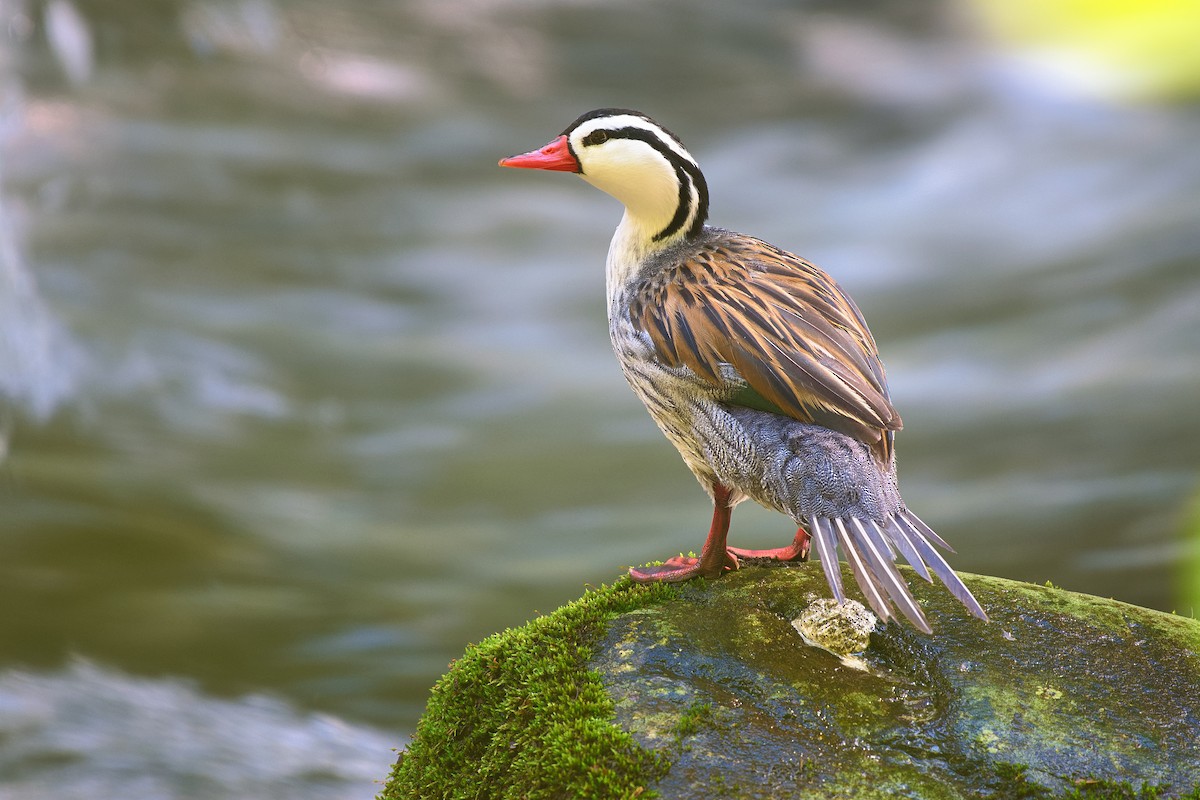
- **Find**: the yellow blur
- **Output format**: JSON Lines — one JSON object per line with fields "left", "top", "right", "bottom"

{"left": 970, "top": 0, "right": 1200, "bottom": 101}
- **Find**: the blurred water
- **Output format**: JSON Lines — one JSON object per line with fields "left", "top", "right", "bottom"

{"left": 0, "top": 660, "right": 396, "bottom": 800}
{"left": 1, "top": 0, "right": 1198, "bottom": 796}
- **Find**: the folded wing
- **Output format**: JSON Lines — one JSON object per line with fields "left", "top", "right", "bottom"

{"left": 627, "top": 234, "right": 901, "bottom": 461}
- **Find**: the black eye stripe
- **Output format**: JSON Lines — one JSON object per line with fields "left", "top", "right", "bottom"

{"left": 582, "top": 130, "right": 609, "bottom": 147}
{"left": 586, "top": 126, "right": 685, "bottom": 159}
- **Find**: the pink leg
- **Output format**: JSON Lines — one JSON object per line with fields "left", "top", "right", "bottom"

{"left": 629, "top": 484, "right": 739, "bottom": 583}
{"left": 728, "top": 526, "right": 810, "bottom": 562}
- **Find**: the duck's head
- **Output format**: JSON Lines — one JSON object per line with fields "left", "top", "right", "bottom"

{"left": 500, "top": 108, "right": 709, "bottom": 246}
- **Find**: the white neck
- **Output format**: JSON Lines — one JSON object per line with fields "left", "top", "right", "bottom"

{"left": 604, "top": 210, "right": 671, "bottom": 317}
{"left": 566, "top": 115, "right": 709, "bottom": 315}
{"left": 586, "top": 168, "right": 702, "bottom": 319}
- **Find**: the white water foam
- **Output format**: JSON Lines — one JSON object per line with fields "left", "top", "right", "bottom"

{"left": 0, "top": 660, "right": 402, "bottom": 800}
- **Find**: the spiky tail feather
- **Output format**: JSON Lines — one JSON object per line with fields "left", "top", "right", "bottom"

{"left": 810, "top": 511, "right": 988, "bottom": 634}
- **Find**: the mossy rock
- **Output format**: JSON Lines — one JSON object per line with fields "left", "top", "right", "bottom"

{"left": 379, "top": 566, "right": 1200, "bottom": 799}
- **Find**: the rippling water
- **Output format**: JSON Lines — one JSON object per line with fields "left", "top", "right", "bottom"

{"left": 2, "top": 0, "right": 1198, "bottom": 796}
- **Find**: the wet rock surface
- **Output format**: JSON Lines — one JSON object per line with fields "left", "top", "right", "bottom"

{"left": 383, "top": 568, "right": 1200, "bottom": 799}
{"left": 592, "top": 566, "right": 1200, "bottom": 798}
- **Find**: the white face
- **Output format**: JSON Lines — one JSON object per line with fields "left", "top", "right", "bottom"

{"left": 566, "top": 115, "right": 695, "bottom": 225}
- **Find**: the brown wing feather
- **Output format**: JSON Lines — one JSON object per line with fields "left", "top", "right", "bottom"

{"left": 629, "top": 234, "right": 901, "bottom": 460}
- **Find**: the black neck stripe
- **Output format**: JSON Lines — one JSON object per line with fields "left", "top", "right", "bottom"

{"left": 601, "top": 127, "right": 709, "bottom": 241}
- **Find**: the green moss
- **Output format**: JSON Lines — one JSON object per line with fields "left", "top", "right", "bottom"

{"left": 382, "top": 567, "right": 1200, "bottom": 798}
{"left": 1061, "top": 782, "right": 1199, "bottom": 799}
{"left": 379, "top": 578, "right": 678, "bottom": 800}
{"left": 990, "top": 764, "right": 1200, "bottom": 800}
{"left": 671, "top": 701, "right": 715, "bottom": 741}
{"left": 992, "top": 763, "right": 1050, "bottom": 799}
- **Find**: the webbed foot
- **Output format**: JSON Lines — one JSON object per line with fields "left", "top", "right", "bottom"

{"left": 728, "top": 526, "right": 810, "bottom": 562}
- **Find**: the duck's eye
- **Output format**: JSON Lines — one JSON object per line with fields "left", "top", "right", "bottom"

{"left": 582, "top": 130, "right": 609, "bottom": 147}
